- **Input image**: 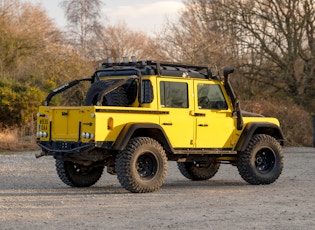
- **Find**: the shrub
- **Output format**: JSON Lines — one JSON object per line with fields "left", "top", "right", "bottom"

{"left": 0, "top": 80, "right": 45, "bottom": 126}
{"left": 242, "top": 99, "right": 313, "bottom": 146}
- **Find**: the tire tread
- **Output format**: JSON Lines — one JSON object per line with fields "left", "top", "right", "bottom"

{"left": 237, "top": 134, "right": 283, "bottom": 185}
{"left": 116, "top": 137, "right": 167, "bottom": 193}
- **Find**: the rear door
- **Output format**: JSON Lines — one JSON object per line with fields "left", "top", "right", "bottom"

{"left": 158, "top": 78, "right": 195, "bottom": 148}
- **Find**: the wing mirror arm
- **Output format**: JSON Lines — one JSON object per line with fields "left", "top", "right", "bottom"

{"left": 235, "top": 100, "right": 244, "bottom": 130}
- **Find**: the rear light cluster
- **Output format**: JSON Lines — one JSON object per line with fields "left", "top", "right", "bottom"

{"left": 36, "top": 131, "right": 48, "bottom": 138}
{"left": 82, "top": 132, "right": 94, "bottom": 139}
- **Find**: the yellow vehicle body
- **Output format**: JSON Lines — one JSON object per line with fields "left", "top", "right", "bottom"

{"left": 37, "top": 76, "right": 280, "bottom": 151}
{"left": 36, "top": 60, "right": 284, "bottom": 193}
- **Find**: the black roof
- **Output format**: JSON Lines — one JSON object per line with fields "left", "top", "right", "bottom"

{"left": 96, "top": 60, "right": 215, "bottom": 79}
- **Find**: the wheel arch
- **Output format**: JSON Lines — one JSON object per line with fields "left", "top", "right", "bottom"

{"left": 234, "top": 122, "right": 284, "bottom": 152}
{"left": 112, "top": 123, "right": 174, "bottom": 153}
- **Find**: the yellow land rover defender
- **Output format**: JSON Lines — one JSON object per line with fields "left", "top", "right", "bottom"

{"left": 36, "top": 59, "right": 284, "bottom": 193}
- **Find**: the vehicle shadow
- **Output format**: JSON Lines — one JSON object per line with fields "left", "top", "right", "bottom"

{"left": 0, "top": 179, "right": 250, "bottom": 197}
{"left": 162, "top": 179, "right": 249, "bottom": 191}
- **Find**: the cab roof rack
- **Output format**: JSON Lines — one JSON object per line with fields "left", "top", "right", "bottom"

{"left": 99, "top": 57, "right": 215, "bottom": 79}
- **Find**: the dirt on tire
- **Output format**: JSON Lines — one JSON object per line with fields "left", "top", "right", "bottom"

{"left": 0, "top": 147, "right": 315, "bottom": 230}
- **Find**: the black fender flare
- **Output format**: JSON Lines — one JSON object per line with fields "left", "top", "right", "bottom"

{"left": 112, "top": 123, "right": 174, "bottom": 152}
{"left": 234, "top": 122, "right": 284, "bottom": 152}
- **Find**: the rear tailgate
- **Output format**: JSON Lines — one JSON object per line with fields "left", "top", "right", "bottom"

{"left": 51, "top": 108, "right": 81, "bottom": 140}
{"left": 37, "top": 106, "right": 161, "bottom": 145}
{"left": 37, "top": 106, "right": 94, "bottom": 142}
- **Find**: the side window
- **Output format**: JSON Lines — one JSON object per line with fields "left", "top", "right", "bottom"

{"left": 197, "top": 84, "right": 228, "bottom": 110}
{"left": 160, "top": 81, "right": 188, "bottom": 108}
{"left": 141, "top": 80, "right": 154, "bottom": 103}
{"left": 124, "top": 79, "right": 153, "bottom": 104}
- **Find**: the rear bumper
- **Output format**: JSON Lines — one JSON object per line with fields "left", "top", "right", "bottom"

{"left": 37, "top": 141, "right": 95, "bottom": 158}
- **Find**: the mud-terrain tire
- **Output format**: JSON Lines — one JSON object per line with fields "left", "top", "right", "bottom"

{"left": 236, "top": 134, "right": 283, "bottom": 185}
{"left": 56, "top": 160, "right": 104, "bottom": 187}
{"left": 84, "top": 80, "right": 129, "bottom": 106}
{"left": 177, "top": 161, "right": 220, "bottom": 180}
{"left": 115, "top": 137, "right": 168, "bottom": 193}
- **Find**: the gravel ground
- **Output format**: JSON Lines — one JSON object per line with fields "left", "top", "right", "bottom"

{"left": 0, "top": 147, "right": 315, "bottom": 230}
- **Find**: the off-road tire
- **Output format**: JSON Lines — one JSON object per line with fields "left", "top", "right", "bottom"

{"left": 56, "top": 160, "right": 104, "bottom": 187}
{"left": 115, "top": 137, "right": 168, "bottom": 193}
{"left": 177, "top": 161, "right": 220, "bottom": 180}
{"left": 236, "top": 134, "right": 283, "bottom": 185}
{"left": 84, "top": 80, "right": 129, "bottom": 106}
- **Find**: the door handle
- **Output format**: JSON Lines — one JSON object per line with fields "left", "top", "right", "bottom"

{"left": 198, "top": 124, "right": 208, "bottom": 127}
{"left": 191, "top": 113, "right": 206, "bottom": 117}
{"left": 162, "top": 122, "right": 173, "bottom": 126}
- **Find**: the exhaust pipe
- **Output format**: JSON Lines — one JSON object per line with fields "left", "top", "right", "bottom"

{"left": 35, "top": 151, "right": 51, "bottom": 158}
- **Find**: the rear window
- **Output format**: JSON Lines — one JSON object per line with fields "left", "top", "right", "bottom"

{"left": 160, "top": 81, "right": 188, "bottom": 108}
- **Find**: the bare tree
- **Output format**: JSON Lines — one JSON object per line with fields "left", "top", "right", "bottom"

{"left": 160, "top": 0, "right": 315, "bottom": 111}
{"left": 92, "top": 22, "right": 166, "bottom": 61}
{"left": 216, "top": 0, "right": 315, "bottom": 110}
{"left": 0, "top": 0, "right": 61, "bottom": 72}
{"left": 60, "top": 0, "right": 104, "bottom": 57}
{"left": 157, "top": 0, "right": 237, "bottom": 69}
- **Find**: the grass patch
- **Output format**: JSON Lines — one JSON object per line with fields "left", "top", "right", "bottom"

{"left": 0, "top": 125, "right": 39, "bottom": 152}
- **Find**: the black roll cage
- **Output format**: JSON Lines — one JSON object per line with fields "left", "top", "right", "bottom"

{"left": 44, "top": 78, "right": 92, "bottom": 106}
{"left": 44, "top": 68, "right": 144, "bottom": 106}
{"left": 44, "top": 60, "right": 217, "bottom": 106}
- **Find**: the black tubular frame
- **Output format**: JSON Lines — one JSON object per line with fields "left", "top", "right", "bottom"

{"left": 44, "top": 78, "right": 92, "bottom": 106}
{"left": 98, "top": 60, "right": 213, "bottom": 79}
{"left": 44, "top": 60, "right": 216, "bottom": 106}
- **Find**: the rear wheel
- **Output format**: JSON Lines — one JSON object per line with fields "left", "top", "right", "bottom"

{"left": 115, "top": 137, "right": 168, "bottom": 193}
{"left": 56, "top": 160, "right": 104, "bottom": 187}
{"left": 177, "top": 161, "right": 220, "bottom": 180}
{"left": 236, "top": 134, "right": 283, "bottom": 185}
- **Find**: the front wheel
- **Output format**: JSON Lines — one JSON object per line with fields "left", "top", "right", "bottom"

{"left": 236, "top": 134, "right": 283, "bottom": 185}
{"left": 115, "top": 137, "right": 168, "bottom": 193}
{"left": 56, "top": 160, "right": 104, "bottom": 187}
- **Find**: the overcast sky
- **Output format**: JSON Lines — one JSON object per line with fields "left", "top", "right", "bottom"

{"left": 26, "top": 0, "right": 184, "bottom": 32}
